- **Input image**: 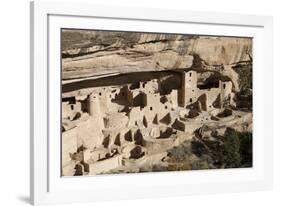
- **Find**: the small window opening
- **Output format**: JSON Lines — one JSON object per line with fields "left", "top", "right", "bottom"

{"left": 99, "top": 92, "right": 102, "bottom": 96}
{"left": 70, "top": 105, "right": 74, "bottom": 110}
{"left": 189, "top": 98, "right": 193, "bottom": 103}
{"left": 150, "top": 107, "right": 153, "bottom": 111}
{"left": 223, "top": 84, "right": 226, "bottom": 89}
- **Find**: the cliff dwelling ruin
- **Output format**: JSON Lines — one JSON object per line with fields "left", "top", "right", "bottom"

{"left": 61, "top": 30, "right": 253, "bottom": 176}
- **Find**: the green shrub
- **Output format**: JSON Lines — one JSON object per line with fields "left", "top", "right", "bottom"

{"left": 223, "top": 128, "right": 253, "bottom": 168}
{"left": 223, "top": 128, "right": 242, "bottom": 168}
{"left": 239, "top": 132, "right": 253, "bottom": 167}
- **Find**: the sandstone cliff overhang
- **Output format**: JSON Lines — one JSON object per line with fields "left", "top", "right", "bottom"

{"left": 62, "top": 30, "right": 252, "bottom": 81}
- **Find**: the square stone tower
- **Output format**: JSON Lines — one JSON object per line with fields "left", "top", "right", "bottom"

{"left": 219, "top": 80, "right": 233, "bottom": 107}
{"left": 181, "top": 70, "right": 198, "bottom": 107}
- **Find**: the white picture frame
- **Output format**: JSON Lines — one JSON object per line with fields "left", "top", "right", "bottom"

{"left": 30, "top": 0, "right": 273, "bottom": 205}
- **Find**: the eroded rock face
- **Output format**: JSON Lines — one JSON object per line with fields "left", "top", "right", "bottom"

{"left": 62, "top": 30, "right": 252, "bottom": 80}
{"left": 62, "top": 49, "right": 193, "bottom": 79}
{"left": 188, "top": 37, "right": 251, "bottom": 65}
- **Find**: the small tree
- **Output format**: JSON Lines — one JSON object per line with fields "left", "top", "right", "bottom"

{"left": 223, "top": 128, "right": 241, "bottom": 168}
{"left": 239, "top": 132, "right": 253, "bottom": 167}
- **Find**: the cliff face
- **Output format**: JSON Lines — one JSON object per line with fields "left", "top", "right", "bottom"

{"left": 188, "top": 37, "right": 252, "bottom": 65}
{"left": 62, "top": 30, "right": 252, "bottom": 81}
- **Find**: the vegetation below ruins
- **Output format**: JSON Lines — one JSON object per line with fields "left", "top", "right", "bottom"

{"left": 223, "top": 128, "right": 252, "bottom": 168}
{"left": 164, "top": 128, "right": 252, "bottom": 170}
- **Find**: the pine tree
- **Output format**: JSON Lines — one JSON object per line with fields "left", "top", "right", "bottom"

{"left": 223, "top": 128, "right": 242, "bottom": 168}
{"left": 239, "top": 132, "right": 252, "bottom": 167}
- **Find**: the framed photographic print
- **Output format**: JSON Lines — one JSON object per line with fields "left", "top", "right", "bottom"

{"left": 30, "top": 0, "right": 273, "bottom": 205}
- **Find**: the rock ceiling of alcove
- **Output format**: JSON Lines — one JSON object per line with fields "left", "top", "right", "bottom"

{"left": 61, "top": 29, "right": 252, "bottom": 81}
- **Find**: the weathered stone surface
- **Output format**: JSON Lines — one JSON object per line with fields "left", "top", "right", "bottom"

{"left": 62, "top": 49, "right": 193, "bottom": 80}
{"left": 62, "top": 127, "right": 77, "bottom": 167}
{"left": 62, "top": 30, "right": 252, "bottom": 80}
{"left": 188, "top": 37, "right": 252, "bottom": 65}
